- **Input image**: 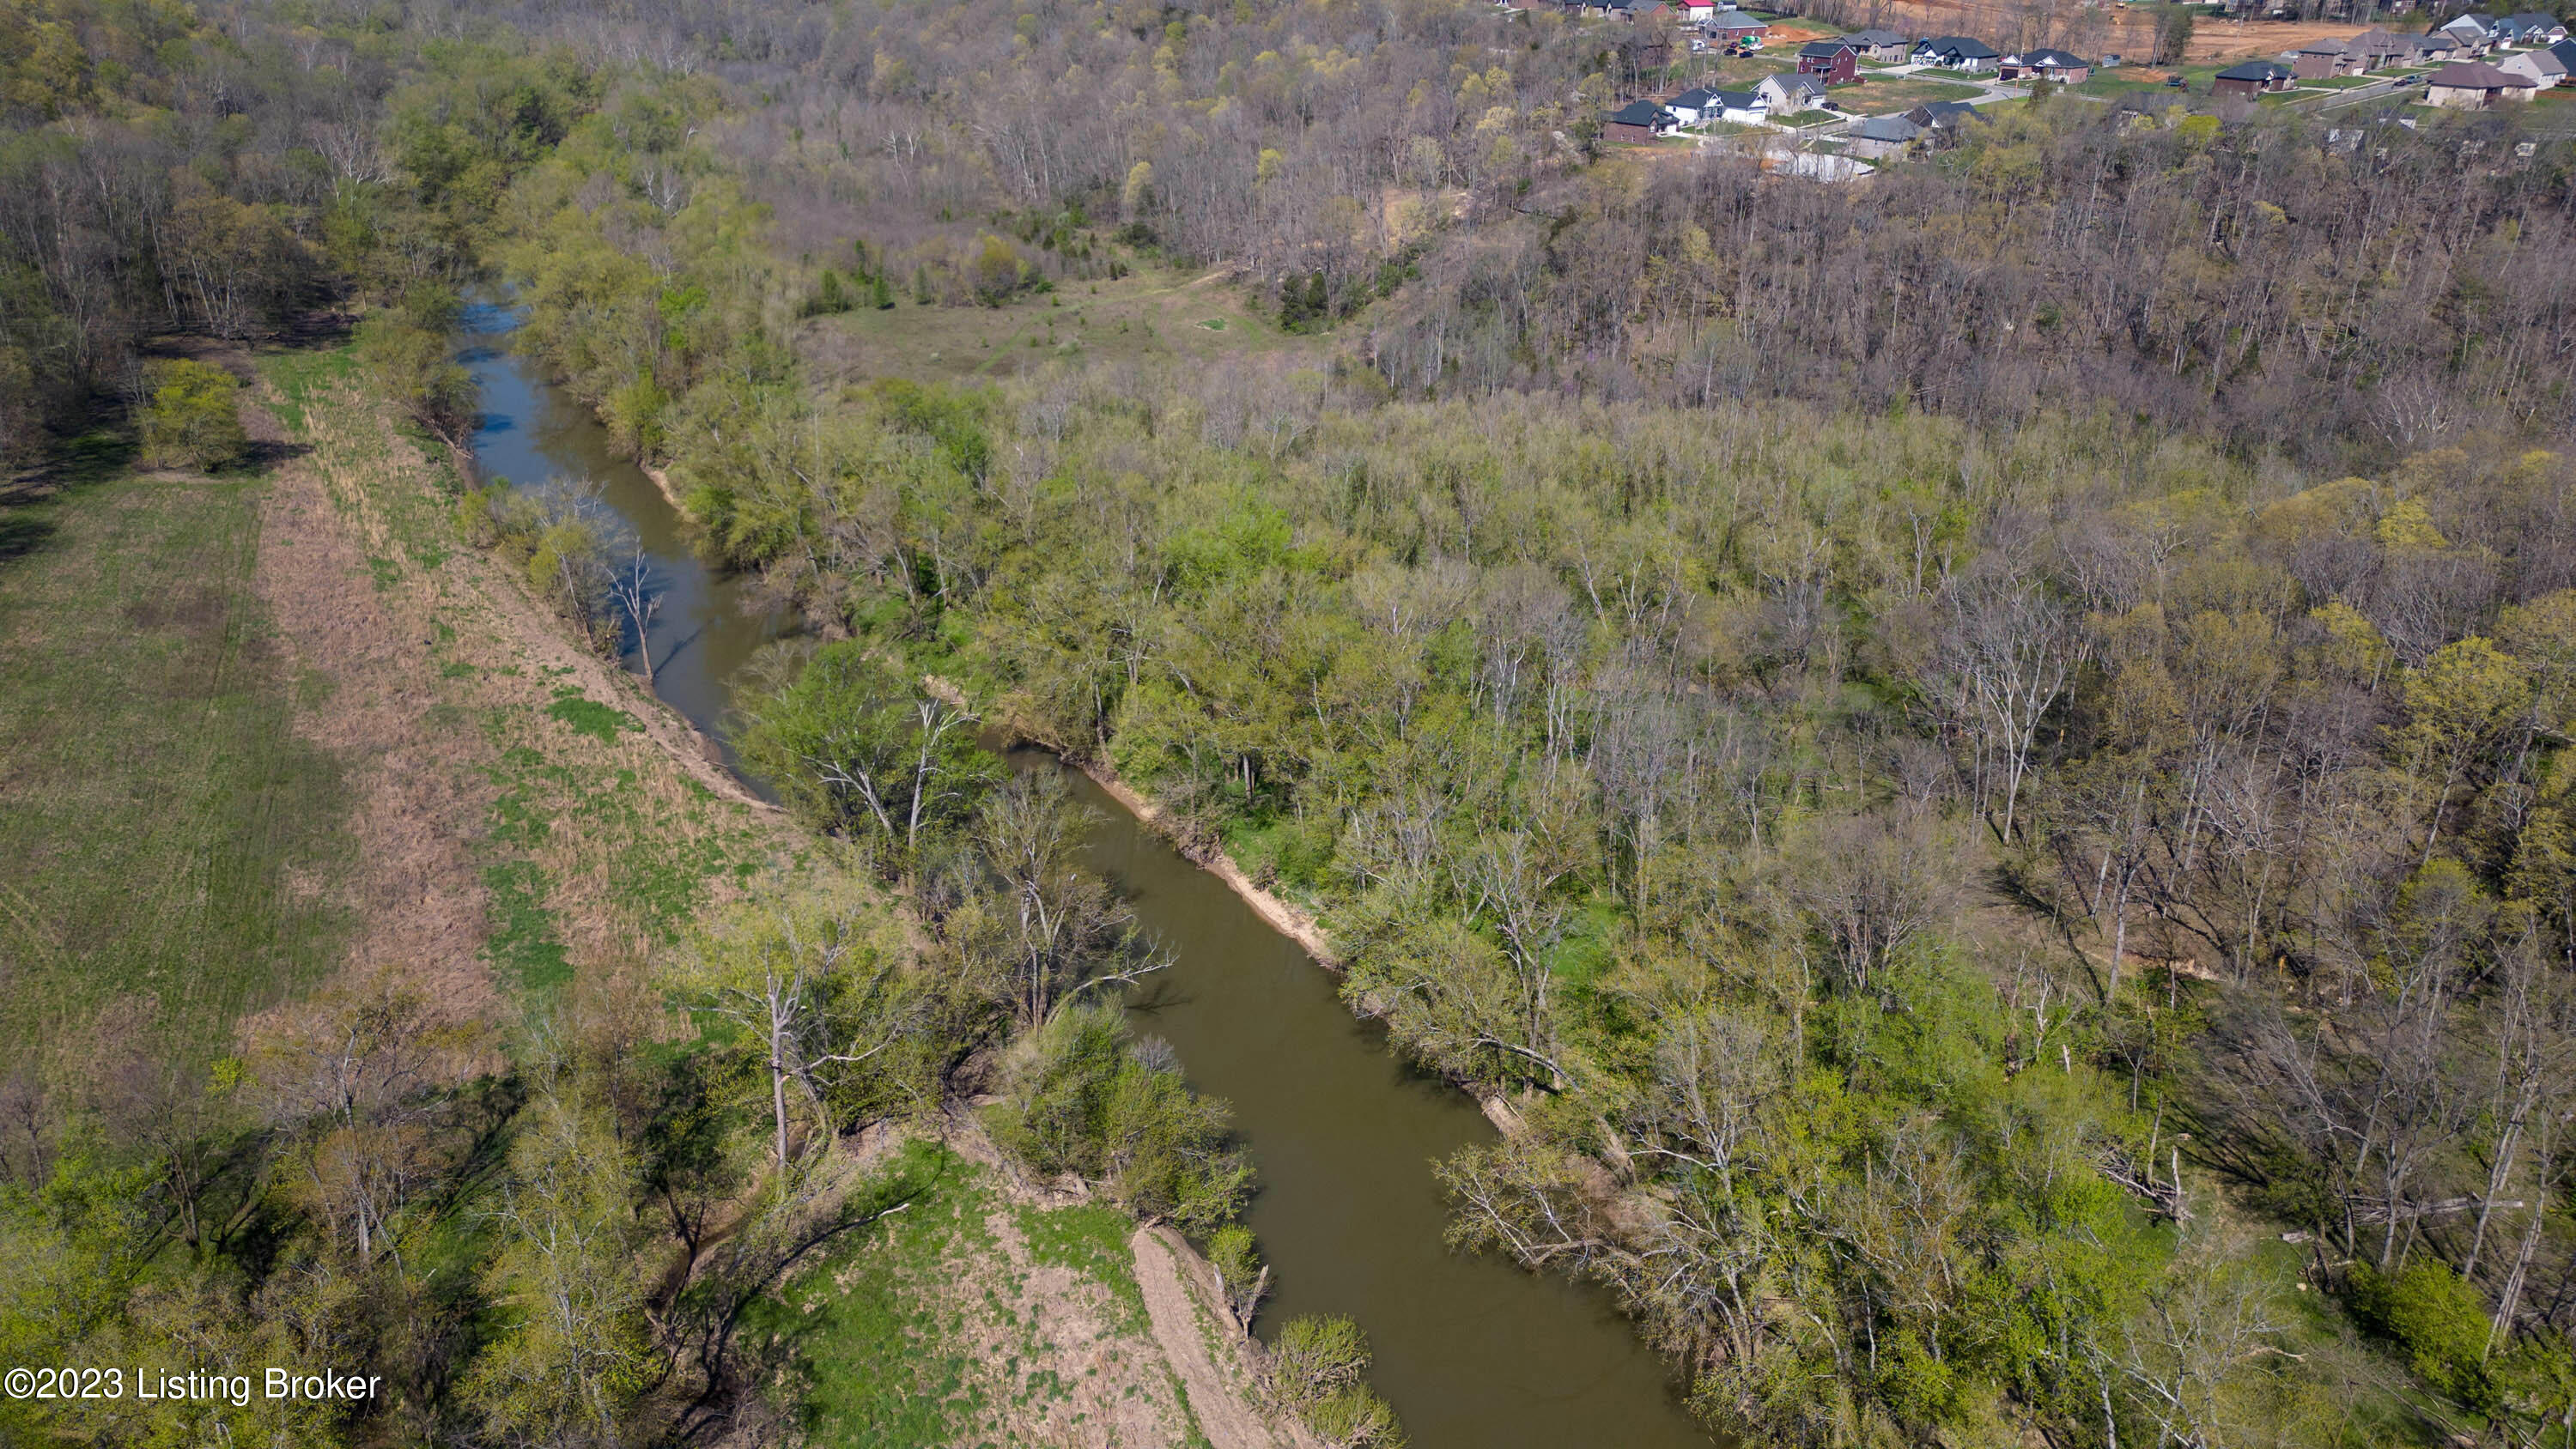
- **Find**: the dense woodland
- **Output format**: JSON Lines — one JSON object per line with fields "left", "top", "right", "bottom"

{"left": 9, "top": 0, "right": 2576, "bottom": 1444}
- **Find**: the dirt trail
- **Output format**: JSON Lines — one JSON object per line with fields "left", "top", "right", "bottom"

{"left": 1132, "top": 1226, "right": 1310, "bottom": 1449}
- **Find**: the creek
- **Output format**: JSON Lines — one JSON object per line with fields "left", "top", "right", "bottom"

{"left": 459, "top": 301, "right": 1716, "bottom": 1449}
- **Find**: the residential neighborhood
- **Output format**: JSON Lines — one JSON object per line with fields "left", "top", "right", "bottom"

{"left": 1578, "top": 0, "right": 2576, "bottom": 173}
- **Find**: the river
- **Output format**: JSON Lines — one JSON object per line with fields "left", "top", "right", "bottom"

{"left": 459, "top": 304, "right": 1716, "bottom": 1449}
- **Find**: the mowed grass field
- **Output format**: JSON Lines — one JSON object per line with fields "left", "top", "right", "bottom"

{"left": 0, "top": 438, "right": 352, "bottom": 1070}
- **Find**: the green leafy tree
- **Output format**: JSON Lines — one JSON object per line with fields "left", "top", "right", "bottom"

{"left": 136, "top": 360, "right": 249, "bottom": 471}
{"left": 462, "top": 1094, "right": 649, "bottom": 1447}
{"left": 736, "top": 642, "right": 995, "bottom": 853}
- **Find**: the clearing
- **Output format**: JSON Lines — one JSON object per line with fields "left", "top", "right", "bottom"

{"left": 799, "top": 264, "right": 1331, "bottom": 391}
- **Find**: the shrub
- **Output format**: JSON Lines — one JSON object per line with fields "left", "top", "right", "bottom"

{"left": 2349, "top": 1258, "right": 2492, "bottom": 1404}
{"left": 1267, "top": 1314, "right": 1404, "bottom": 1447}
{"left": 985, "top": 1004, "right": 1254, "bottom": 1234}
{"left": 136, "top": 360, "right": 249, "bottom": 471}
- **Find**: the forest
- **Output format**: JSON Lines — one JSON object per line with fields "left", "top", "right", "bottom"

{"left": 6, "top": 0, "right": 2576, "bottom": 1443}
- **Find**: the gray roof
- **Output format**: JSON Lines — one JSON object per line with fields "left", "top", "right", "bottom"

{"left": 2215, "top": 59, "right": 2291, "bottom": 79}
{"left": 1917, "top": 35, "right": 2001, "bottom": 58}
{"left": 2299, "top": 37, "right": 2348, "bottom": 53}
{"left": 1855, "top": 114, "right": 1923, "bottom": 140}
{"left": 1846, "top": 27, "right": 1910, "bottom": 44}
{"left": 2552, "top": 36, "right": 2576, "bottom": 64}
{"left": 1607, "top": 100, "right": 1673, "bottom": 124}
{"left": 2018, "top": 47, "right": 2089, "bottom": 65}
{"left": 1908, "top": 98, "right": 1987, "bottom": 125}
{"left": 1799, "top": 38, "right": 1857, "bottom": 56}
{"left": 1710, "top": 88, "right": 1763, "bottom": 107}
{"left": 2429, "top": 58, "right": 2537, "bottom": 85}
{"left": 1671, "top": 86, "right": 1718, "bottom": 106}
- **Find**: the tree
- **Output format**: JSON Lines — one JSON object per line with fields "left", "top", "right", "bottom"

{"left": 136, "top": 360, "right": 249, "bottom": 471}
{"left": 736, "top": 642, "right": 994, "bottom": 854}
{"left": 463, "top": 1094, "right": 648, "bottom": 1448}
{"left": 954, "top": 771, "right": 1170, "bottom": 1028}
{"left": 671, "top": 884, "right": 920, "bottom": 1173}
{"left": 2157, "top": 5, "right": 2196, "bottom": 64}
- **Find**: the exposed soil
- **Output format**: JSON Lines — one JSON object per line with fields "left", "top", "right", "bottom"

{"left": 1850, "top": 0, "right": 2379, "bottom": 62}
{"left": 1133, "top": 1226, "right": 1321, "bottom": 1449}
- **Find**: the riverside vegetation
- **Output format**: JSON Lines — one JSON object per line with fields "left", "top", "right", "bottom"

{"left": 7, "top": 0, "right": 2576, "bottom": 1445}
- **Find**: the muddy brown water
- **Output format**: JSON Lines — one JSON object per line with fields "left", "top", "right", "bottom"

{"left": 460, "top": 309, "right": 1715, "bottom": 1449}
{"left": 458, "top": 299, "right": 790, "bottom": 770}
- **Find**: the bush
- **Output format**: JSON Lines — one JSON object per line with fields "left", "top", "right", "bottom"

{"left": 2349, "top": 1258, "right": 2493, "bottom": 1404}
{"left": 136, "top": 360, "right": 249, "bottom": 471}
{"left": 985, "top": 1004, "right": 1254, "bottom": 1234}
{"left": 1207, "top": 1222, "right": 1268, "bottom": 1325}
{"left": 1267, "top": 1314, "right": 1405, "bottom": 1447}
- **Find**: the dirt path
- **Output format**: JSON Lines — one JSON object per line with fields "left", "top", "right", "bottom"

{"left": 1132, "top": 1226, "right": 1303, "bottom": 1449}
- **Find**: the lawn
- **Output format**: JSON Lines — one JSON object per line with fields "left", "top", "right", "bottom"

{"left": 799, "top": 260, "right": 1329, "bottom": 389}
{"left": 2300, "top": 73, "right": 2386, "bottom": 88}
{"left": 0, "top": 433, "right": 354, "bottom": 1071}
{"left": 1776, "top": 107, "right": 1841, "bottom": 124}
{"left": 1846, "top": 76, "right": 1984, "bottom": 111}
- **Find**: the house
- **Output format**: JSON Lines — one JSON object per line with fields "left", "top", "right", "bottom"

{"left": 1758, "top": 70, "right": 1832, "bottom": 112}
{"left": 1999, "top": 47, "right": 2092, "bottom": 82}
{"left": 1666, "top": 86, "right": 1720, "bottom": 124}
{"left": 2210, "top": 59, "right": 2295, "bottom": 94}
{"left": 2424, "top": 57, "right": 2541, "bottom": 102}
{"left": 2498, "top": 44, "right": 2567, "bottom": 83}
{"left": 1677, "top": 0, "right": 1716, "bottom": 16}
{"left": 2550, "top": 34, "right": 2576, "bottom": 70}
{"left": 2345, "top": 27, "right": 2417, "bottom": 66}
{"left": 1846, "top": 112, "right": 1924, "bottom": 157}
{"left": 2292, "top": 38, "right": 2366, "bottom": 77}
{"left": 1845, "top": 27, "right": 1912, "bottom": 61}
{"left": 1711, "top": 87, "right": 1771, "bottom": 123}
{"left": 1707, "top": 15, "right": 1768, "bottom": 44}
{"left": 1769, "top": 149, "right": 1874, "bottom": 181}
{"left": 1912, "top": 36, "right": 2002, "bottom": 70}
{"left": 2415, "top": 30, "right": 2466, "bottom": 59}
{"left": 1604, "top": 99, "right": 1679, "bottom": 141}
{"left": 2496, "top": 11, "right": 2566, "bottom": 42}
{"left": 1905, "top": 98, "right": 1992, "bottom": 142}
{"left": 1797, "top": 39, "right": 1862, "bottom": 82}
{"left": 2436, "top": 13, "right": 2498, "bottom": 52}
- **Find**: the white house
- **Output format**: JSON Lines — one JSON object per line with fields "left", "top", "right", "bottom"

{"left": 1711, "top": 87, "right": 1771, "bottom": 123}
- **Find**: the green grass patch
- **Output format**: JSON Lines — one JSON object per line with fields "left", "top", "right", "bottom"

{"left": 1847, "top": 76, "right": 1983, "bottom": 111}
{"left": 481, "top": 858, "right": 572, "bottom": 996}
{"left": 544, "top": 688, "right": 640, "bottom": 743}
{"left": 0, "top": 451, "right": 354, "bottom": 1069}
{"left": 1016, "top": 1201, "right": 1148, "bottom": 1334}
{"left": 747, "top": 1142, "right": 993, "bottom": 1448}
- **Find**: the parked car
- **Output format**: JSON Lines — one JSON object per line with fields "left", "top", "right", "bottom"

{"left": 2164, "top": 74, "right": 2187, "bottom": 87}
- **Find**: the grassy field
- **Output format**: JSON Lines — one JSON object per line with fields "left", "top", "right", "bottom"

{"left": 799, "top": 264, "right": 1330, "bottom": 390}
{"left": 1846, "top": 75, "right": 1984, "bottom": 111}
{"left": 0, "top": 433, "right": 355, "bottom": 1072}
{"left": 259, "top": 347, "right": 801, "bottom": 1003}
{"left": 747, "top": 1140, "right": 1207, "bottom": 1449}
{"left": 0, "top": 336, "right": 807, "bottom": 1084}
